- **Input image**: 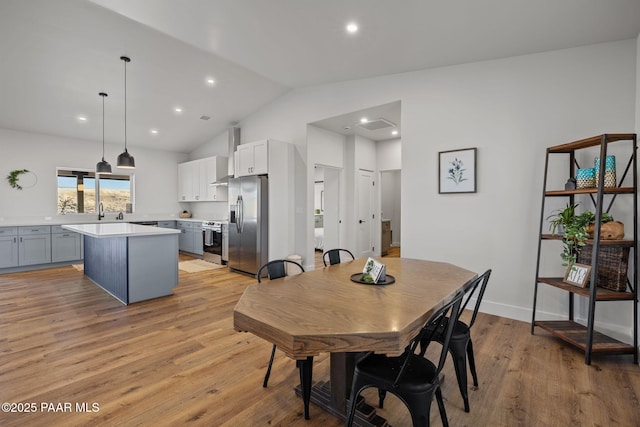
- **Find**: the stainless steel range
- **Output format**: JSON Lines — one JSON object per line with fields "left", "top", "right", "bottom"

{"left": 202, "top": 220, "right": 227, "bottom": 265}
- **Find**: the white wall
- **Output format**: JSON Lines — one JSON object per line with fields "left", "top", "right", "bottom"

{"left": 377, "top": 138, "right": 402, "bottom": 171}
{"left": 194, "top": 39, "right": 638, "bottom": 341}
{"left": 0, "top": 128, "right": 187, "bottom": 222}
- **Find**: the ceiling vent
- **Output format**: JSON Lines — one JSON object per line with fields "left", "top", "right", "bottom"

{"left": 200, "top": 115, "right": 211, "bottom": 120}
{"left": 356, "top": 118, "right": 396, "bottom": 131}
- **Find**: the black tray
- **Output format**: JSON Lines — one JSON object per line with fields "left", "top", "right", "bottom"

{"left": 350, "top": 273, "right": 395, "bottom": 285}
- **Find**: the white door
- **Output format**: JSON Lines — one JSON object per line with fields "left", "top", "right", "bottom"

{"left": 357, "top": 169, "right": 374, "bottom": 258}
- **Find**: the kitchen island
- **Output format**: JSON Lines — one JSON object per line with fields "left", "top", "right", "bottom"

{"left": 62, "top": 223, "right": 180, "bottom": 304}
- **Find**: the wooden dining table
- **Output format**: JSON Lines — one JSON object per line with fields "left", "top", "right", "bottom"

{"left": 233, "top": 257, "right": 477, "bottom": 425}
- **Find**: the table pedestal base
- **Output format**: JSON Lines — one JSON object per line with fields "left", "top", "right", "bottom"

{"left": 295, "top": 381, "right": 390, "bottom": 427}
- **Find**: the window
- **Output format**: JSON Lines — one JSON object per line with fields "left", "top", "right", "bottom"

{"left": 57, "top": 168, "right": 133, "bottom": 214}
{"left": 98, "top": 174, "right": 133, "bottom": 213}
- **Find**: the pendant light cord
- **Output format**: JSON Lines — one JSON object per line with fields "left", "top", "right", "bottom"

{"left": 99, "top": 92, "right": 108, "bottom": 160}
{"left": 123, "top": 58, "right": 127, "bottom": 151}
{"left": 102, "top": 94, "right": 105, "bottom": 158}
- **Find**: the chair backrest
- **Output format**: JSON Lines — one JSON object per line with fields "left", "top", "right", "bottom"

{"left": 393, "top": 287, "right": 465, "bottom": 387}
{"left": 457, "top": 269, "right": 492, "bottom": 328}
{"left": 322, "top": 248, "right": 355, "bottom": 266}
{"left": 256, "top": 259, "right": 305, "bottom": 283}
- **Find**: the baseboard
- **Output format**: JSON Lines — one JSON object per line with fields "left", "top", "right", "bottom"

{"left": 477, "top": 298, "right": 635, "bottom": 345}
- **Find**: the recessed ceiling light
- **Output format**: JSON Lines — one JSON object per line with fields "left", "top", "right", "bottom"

{"left": 174, "top": 107, "right": 183, "bottom": 113}
{"left": 346, "top": 22, "right": 359, "bottom": 34}
{"left": 391, "top": 130, "right": 398, "bottom": 136}
{"left": 206, "top": 78, "right": 215, "bottom": 86}
{"left": 78, "top": 116, "right": 88, "bottom": 122}
{"left": 150, "top": 129, "right": 158, "bottom": 135}
{"left": 360, "top": 117, "right": 368, "bottom": 123}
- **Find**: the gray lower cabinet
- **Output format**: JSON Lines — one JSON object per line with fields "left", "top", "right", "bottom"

{"left": 177, "top": 221, "right": 202, "bottom": 255}
{"left": 51, "top": 225, "right": 83, "bottom": 262}
{"left": 158, "top": 221, "right": 176, "bottom": 229}
{"left": 0, "top": 227, "right": 19, "bottom": 268}
{"left": 177, "top": 221, "right": 194, "bottom": 252}
{"left": 191, "top": 227, "right": 203, "bottom": 255}
{"left": 18, "top": 226, "right": 51, "bottom": 266}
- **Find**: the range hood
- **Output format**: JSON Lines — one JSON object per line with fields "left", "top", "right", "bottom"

{"left": 210, "top": 126, "right": 240, "bottom": 185}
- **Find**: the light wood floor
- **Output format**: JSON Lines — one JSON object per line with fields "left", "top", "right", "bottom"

{"left": 1, "top": 257, "right": 639, "bottom": 426}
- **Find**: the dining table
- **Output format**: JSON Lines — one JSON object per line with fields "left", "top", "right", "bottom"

{"left": 233, "top": 257, "right": 477, "bottom": 425}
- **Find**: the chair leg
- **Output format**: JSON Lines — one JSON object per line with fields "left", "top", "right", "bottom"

{"left": 449, "top": 342, "right": 470, "bottom": 412}
{"left": 378, "top": 389, "right": 386, "bottom": 408}
{"left": 263, "top": 344, "right": 277, "bottom": 388}
{"left": 435, "top": 387, "right": 449, "bottom": 427}
{"left": 296, "top": 356, "right": 314, "bottom": 420}
{"left": 402, "top": 391, "right": 433, "bottom": 427}
{"left": 467, "top": 339, "right": 478, "bottom": 387}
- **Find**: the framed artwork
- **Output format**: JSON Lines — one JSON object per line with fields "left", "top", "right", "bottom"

{"left": 438, "top": 148, "right": 476, "bottom": 194}
{"left": 563, "top": 263, "right": 591, "bottom": 288}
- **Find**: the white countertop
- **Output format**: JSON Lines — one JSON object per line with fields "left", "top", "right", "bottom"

{"left": 62, "top": 223, "right": 181, "bottom": 238}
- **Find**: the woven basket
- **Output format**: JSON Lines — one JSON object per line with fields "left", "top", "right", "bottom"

{"left": 179, "top": 211, "right": 192, "bottom": 218}
{"left": 577, "top": 244, "right": 629, "bottom": 292}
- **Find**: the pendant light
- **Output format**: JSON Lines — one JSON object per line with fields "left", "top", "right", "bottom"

{"left": 96, "top": 92, "right": 112, "bottom": 174}
{"left": 117, "top": 56, "right": 135, "bottom": 168}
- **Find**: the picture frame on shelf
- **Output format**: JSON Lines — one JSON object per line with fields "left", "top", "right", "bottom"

{"left": 563, "top": 263, "right": 591, "bottom": 288}
{"left": 438, "top": 147, "right": 476, "bottom": 194}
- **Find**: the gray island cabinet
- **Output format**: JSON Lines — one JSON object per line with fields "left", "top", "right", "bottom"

{"left": 62, "top": 223, "right": 180, "bottom": 304}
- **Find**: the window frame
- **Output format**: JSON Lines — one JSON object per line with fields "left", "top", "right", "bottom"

{"left": 56, "top": 167, "right": 135, "bottom": 215}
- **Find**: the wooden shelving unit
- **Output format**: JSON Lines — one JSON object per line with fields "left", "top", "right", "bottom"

{"left": 531, "top": 133, "right": 638, "bottom": 365}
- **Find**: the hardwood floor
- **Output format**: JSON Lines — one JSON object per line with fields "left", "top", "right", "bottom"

{"left": 1, "top": 259, "right": 639, "bottom": 426}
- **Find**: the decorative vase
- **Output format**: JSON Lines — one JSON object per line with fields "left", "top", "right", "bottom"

{"left": 594, "top": 155, "right": 616, "bottom": 188}
{"left": 576, "top": 168, "right": 595, "bottom": 189}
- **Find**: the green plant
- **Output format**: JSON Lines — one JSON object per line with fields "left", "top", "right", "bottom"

{"left": 7, "top": 169, "right": 29, "bottom": 190}
{"left": 547, "top": 203, "right": 614, "bottom": 266}
{"left": 547, "top": 202, "right": 577, "bottom": 236}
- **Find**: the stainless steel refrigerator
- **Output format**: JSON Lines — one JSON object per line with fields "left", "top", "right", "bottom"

{"left": 228, "top": 175, "right": 268, "bottom": 276}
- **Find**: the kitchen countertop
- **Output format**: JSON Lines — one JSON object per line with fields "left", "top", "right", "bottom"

{"left": 62, "top": 223, "right": 181, "bottom": 238}
{"left": 0, "top": 216, "right": 222, "bottom": 227}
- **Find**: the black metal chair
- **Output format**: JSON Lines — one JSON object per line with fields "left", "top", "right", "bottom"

{"left": 411, "top": 270, "right": 491, "bottom": 415}
{"left": 256, "top": 259, "right": 306, "bottom": 388}
{"left": 256, "top": 259, "right": 313, "bottom": 419}
{"left": 345, "top": 286, "right": 466, "bottom": 427}
{"left": 322, "top": 248, "right": 355, "bottom": 266}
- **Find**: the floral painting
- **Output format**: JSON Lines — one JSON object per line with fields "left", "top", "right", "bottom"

{"left": 439, "top": 148, "right": 476, "bottom": 193}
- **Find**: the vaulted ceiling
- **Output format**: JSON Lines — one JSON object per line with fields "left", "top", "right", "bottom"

{"left": 1, "top": 0, "right": 639, "bottom": 152}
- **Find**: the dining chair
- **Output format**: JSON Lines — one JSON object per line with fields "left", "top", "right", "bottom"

{"left": 322, "top": 248, "right": 355, "bottom": 266}
{"left": 420, "top": 269, "right": 492, "bottom": 413}
{"left": 345, "top": 286, "right": 465, "bottom": 427}
{"left": 256, "top": 259, "right": 306, "bottom": 388}
{"left": 256, "top": 259, "right": 313, "bottom": 419}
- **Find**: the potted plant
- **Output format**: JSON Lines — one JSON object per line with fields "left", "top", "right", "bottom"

{"left": 547, "top": 202, "right": 576, "bottom": 236}
{"left": 547, "top": 203, "right": 615, "bottom": 266}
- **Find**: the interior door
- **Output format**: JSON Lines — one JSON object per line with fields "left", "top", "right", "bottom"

{"left": 357, "top": 169, "right": 374, "bottom": 258}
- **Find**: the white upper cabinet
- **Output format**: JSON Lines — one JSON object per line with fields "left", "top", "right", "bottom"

{"left": 178, "top": 156, "right": 228, "bottom": 202}
{"left": 178, "top": 162, "right": 195, "bottom": 201}
{"left": 236, "top": 140, "right": 268, "bottom": 177}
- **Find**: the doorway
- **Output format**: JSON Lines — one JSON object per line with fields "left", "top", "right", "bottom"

{"left": 380, "top": 169, "right": 401, "bottom": 255}
{"left": 313, "top": 165, "right": 342, "bottom": 268}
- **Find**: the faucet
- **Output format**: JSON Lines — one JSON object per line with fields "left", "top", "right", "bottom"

{"left": 98, "top": 202, "right": 104, "bottom": 220}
